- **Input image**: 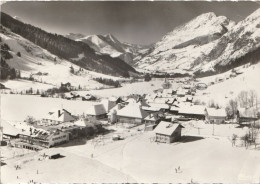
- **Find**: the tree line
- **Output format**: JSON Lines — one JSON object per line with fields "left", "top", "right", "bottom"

{"left": 93, "top": 77, "right": 121, "bottom": 88}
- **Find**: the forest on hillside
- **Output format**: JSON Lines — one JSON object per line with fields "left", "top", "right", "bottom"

{"left": 0, "top": 12, "right": 136, "bottom": 78}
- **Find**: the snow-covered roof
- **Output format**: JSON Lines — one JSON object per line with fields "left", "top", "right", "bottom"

{"left": 154, "top": 121, "right": 183, "bottom": 136}
{"left": 1, "top": 120, "right": 21, "bottom": 136}
{"left": 206, "top": 108, "right": 226, "bottom": 117}
{"left": 44, "top": 109, "right": 76, "bottom": 122}
{"left": 144, "top": 113, "right": 159, "bottom": 121}
{"left": 153, "top": 98, "right": 168, "bottom": 104}
{"left": 107, "top": 103, "right": 125, "bottom": 115}
{"left": 86, "top": 104, "right": 107, "bottom": 116}
{"left": 117, "top": 103, "right": 148, "bottom": 119}
{"left": 101, "top": 99, "right": 116, "bottom": 113}
{"left": 179, "top": 105, "right": 206, "bottom": 115}
{"left": 170, "top": 106, "right": 179, "bottom": 112}
{"left": 148, "top": 103, "right": 169, "bottom": 110}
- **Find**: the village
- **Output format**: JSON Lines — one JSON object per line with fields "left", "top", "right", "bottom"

{"left": 1, "top": 71, "right": 260, "bottom": 183}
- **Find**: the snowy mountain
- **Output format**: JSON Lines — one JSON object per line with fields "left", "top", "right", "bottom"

{"left": 0, "top": 25, "right": 126, "bottom": 91}
{"left": 136, "top": 9, "right": 260, "bottom": 77}
{"left": 1, "top": 12, "right": 137, "bottom": 78}
{"left": 66, "top": 33, "right": 151, "bottom": 65}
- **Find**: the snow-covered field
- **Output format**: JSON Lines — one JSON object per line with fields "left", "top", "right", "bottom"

{"left": 0, "top": 80, "right": 165, "bottom": 121}
{"left": 0, "top": 94, "right": 96, "bottom": 121}
{"left": 195, "top": 63, "right": 260, "bottom": 107}
{"left": 1, "top": 123, "right": 259, "bottom": 183}
{"left": 0, "top": 29, "right": 125, "bottom": 92}
{"left": 76, "top": 79, "right": 167, "bottom": 98}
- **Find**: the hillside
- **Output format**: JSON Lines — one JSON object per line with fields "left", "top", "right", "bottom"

{"left": 135, "top": 9, "right": 260, "bottom": 77}
{"left": 0, "top": 12, "right": 136, "bottom": 78}
{"left": 66, "top": 33, "right": 151, "bottom": 65}
{"left": 0, "top": 25, "right": 126, "bottom": 92}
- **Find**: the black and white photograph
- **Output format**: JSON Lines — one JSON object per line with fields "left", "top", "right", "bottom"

{"left": 0, "top": 1, "right": 260, "bottom": 183}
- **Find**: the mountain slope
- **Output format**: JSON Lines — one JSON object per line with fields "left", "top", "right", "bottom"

{"left": 196, "top": 8, "right": 260, "bottom": 76}
{"left": 66, "top": 33, "right": 151, "bottom": 65}
{"left": 0, "top": 25, "right": 125, "bottom": 91}
{"left": 135, "top": 12, "right": 235, "bottom": 74}
{"left": 136, "top": 9, "right": 260, "bottom": 77}
{"left": 0, "top": 12, "right": 136, "bottom": 78}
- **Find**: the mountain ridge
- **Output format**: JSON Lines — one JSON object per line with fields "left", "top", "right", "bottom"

{"left": 135, "top": 9, "right": 260, "bottom": 77}
{"left": 0, "top": 12, "right": 137, "bottom": 78}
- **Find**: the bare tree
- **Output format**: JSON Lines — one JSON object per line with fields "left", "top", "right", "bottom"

{"left": 226, "top": 99, "right": 238, "bottom": 119}
{"left": 25, "top": 116, "right": 36, "bottom": 125}
{"left": 237, "top": 90, "right": 249, "bottom": 108}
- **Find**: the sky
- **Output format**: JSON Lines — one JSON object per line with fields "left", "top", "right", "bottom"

{"left": 1, "top": 1, "right": 259, "bottom": 45}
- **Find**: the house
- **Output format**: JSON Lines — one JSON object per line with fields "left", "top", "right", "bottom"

{"left": 154, "top": 121, "right": 184, "bottom": 143}
{"left": 42, "top": 109, "right": 76, "bottom": 125}
{"left": 176, "top": 89, "right": 186, "bottom": 97}
{"left": 178, "top": 105, "right": 206, "bottom": 120}
{"left": 18, "top": 128, "right": 69, "bottom": 148}
{"left": 1, "top": 120, "right": 21, "bottom": 139}
{"left": 205, "top": 108, "right": 226, "bottom": 124}
{"left": 144, "top": 113, "right": 161, "bottom": 131}
{"left": 117, "top": 103, "right": 149, "bottom": 125}
{"left": 86, "top": 104, "right": 107, "bottom": 121}
{"left": 107, "top": 103, "right": 125, "bottom": 123}
{"left": 236, "top": 107, "right": 258, "bottom": 123}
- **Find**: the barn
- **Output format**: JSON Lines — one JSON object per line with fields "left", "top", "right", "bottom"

{"left": 154, "top": 121, "right": 184, "bottom": 143}
{"left": 205, "top": 108, "right": 226, "bottom": 124}
{"left": 117, "top": 103, "right": 149, "bottom": 125}
{"left": 178, "top": 105, "right": 205, "bottom": 120}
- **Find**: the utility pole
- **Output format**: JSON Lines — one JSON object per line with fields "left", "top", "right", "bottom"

{"left": 212, "top": 122, "right": 215, "bottom": 136}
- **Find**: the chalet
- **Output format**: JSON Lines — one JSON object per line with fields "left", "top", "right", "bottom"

{"left": 154, "top": 121, "right": 184, "bottom": 143}
{"left": 178, "top": 105, "right": 206, "bottom": 120}
{"left": 177, "top": 89, "right": 186, "bottom": 97}
{"left": 205, "top": 108, "right": 226, "bottom": 124}
{"left": 1, "top": 120, "right": 20, "bottom": 139}
{"left": 42, "top": 109, "right": 76, "bottom": 126}
{"left": 236, "top": 107, "right": 258, "bottom": 123}
{"left": 144, "top": 113, "right": 161, "bottom": 131}
{"left": 86, "top": 104, "right": 107, "bottom": 121}
{"left": 117, "top": 103, "right": 149, "bottom": 125}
